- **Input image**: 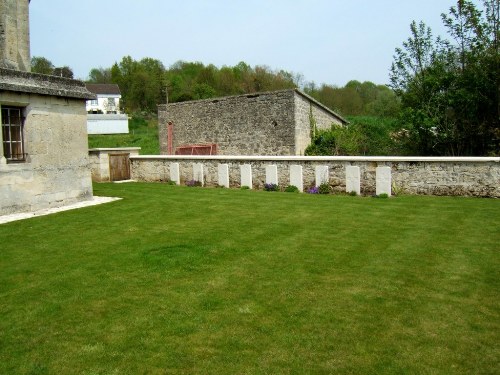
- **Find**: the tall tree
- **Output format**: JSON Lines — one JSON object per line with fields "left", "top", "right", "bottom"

{"left": 52, "top": 66, "right": 74, "bottom": 79}
{"left": 390, "top": 0, "right": 499, "bottom": 156}
{"left": 31, "top": 56, "right": 54, "bottom": 75}
{"left": 87, "top": 67, "right": 112, "bottom": 83}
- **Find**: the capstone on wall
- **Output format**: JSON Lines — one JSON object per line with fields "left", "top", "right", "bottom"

{"left": 0, "top": 91, "right": 93, "bottom": 215}
{"left": 158, "top": 89, "right": 346, "bottom": 156}
{"left": 0, "top": 0, "right": 30, "bottom": 71}
{"left": 129, "top": 156, "right": 500, "bottom": 198}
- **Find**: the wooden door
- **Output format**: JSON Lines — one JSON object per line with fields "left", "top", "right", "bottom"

{"left": 109, "top": 153, "right": 130, "bottom": 181}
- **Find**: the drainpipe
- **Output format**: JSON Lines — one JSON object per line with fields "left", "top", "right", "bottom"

{"left": 167, "top": 121, "right": 174, "bottom": 155}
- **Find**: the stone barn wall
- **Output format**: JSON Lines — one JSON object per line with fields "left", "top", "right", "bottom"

{"left": 158, "top": 89, "right": 346, "bottom": 156}
{"left": 294, "top": 91, "right": 345, "bottom": 155}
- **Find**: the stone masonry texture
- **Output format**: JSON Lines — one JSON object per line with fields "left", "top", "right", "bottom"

{"left": 0, "top": 0, "right": 30, "bottom": 71}
{"left": 158, "top": 89, "right": 346, "bottom": 156}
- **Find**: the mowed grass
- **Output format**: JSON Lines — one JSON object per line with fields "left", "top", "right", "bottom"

{"left": 0, "top": 183, "right": 499, "bottom": 374}
{"left": 88, "top": 117, "right": 159, "bottom": 155}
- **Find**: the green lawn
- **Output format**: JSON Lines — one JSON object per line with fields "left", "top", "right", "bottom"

{"left": 1, "top": 183, "right": 499, "bottom": 374}
{"left": 88, "top": 117, "right": 159, "bottom": 155}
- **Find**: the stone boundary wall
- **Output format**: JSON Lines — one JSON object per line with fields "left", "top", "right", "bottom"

{"left": 129, "top": 155, "right": 500, "bottom": 197}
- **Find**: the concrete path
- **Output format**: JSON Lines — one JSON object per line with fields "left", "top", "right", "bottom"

{"left": 0, "top": 196, "right": 121, "bottom": 225}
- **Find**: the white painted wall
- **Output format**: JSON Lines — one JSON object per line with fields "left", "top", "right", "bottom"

{"left": 87, "top": 114, "right": 129, "bottom": 134}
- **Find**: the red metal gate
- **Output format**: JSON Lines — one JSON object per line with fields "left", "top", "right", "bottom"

{"left": 175, "top": 144, "right": 217, "bottom": 155}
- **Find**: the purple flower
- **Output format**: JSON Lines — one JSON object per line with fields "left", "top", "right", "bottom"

{"left": 307, "top": 186, "right": 319, "bottom": 194}
{"left": 264, "top": 183, "right": 279, "bottom": 191}
{"left": 186, "top": 180, "right": 202, "bottom": 187}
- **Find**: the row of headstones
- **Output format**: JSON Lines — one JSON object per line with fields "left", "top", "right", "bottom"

{"left": 169, "top": 163, "right": 392, "bottom": 196}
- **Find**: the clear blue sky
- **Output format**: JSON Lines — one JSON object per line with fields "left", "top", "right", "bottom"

{"left": 30, "top": 0, "right": 465, "bottom": 86}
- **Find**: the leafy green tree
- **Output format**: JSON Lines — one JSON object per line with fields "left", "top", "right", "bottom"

{"left": 305, "top": 81, "right": 399, "bottom": 117}
{"left": 87, "top": 67, "right": 112, "bottom": 83}
{"left": 105, "top": 56, "right": 166, "bottom": 113}
{"left": 91, "top": 57, "right": 399, "bottom": 120}
{"left": 31, "top": 56, "right": 54, "bottom": 75}
{"left": 305, "top": 117, "right": 404, "bottom": 156}
{"left": 366, "top": 87, "right": 401, "bottom": 118}
{"left": 390, "top": 0, "right": 499, "bottom": 155}
{"left": 53, "top": 66, "right": 74, "bottom": 78}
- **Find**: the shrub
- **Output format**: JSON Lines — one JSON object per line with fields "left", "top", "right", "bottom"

{"left": 349, "top": 190, "right": 358, "bottom": 196}
{"left": 240, "top": 186, "right": 250, "bottom": 190}
{"left": 318, "top": 183, "right": 331, "bottom": 194}
{"left": 284, "top": 185, "right": 299, "bottom": 193}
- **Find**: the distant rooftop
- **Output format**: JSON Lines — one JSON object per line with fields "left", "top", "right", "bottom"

{"left": 85, "top": 84, "right": 121, "bottom": 96}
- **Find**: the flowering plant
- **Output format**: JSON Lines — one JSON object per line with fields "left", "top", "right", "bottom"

{"left": 264, "top": 183, "right": 279, "bottom": 192}
{"left": 186, "top": 180, "right": 202, "bottom": 187}
{"left": 307, "top": 186, "right": 319, "bottom": 194}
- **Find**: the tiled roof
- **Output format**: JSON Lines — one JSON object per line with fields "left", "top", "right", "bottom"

{"left": 85, "top": 83, "right": 121, "bottom": 95}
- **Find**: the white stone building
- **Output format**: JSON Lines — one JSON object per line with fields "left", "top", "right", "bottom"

{"left": 85, "top": 84, "right": 122, "bottom": 114}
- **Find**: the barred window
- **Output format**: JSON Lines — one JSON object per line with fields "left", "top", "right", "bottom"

{"left": 2, "top": 107, "right": 26, "bottom": 162}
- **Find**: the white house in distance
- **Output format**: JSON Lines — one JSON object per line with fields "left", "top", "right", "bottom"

{"left": 85, "top": 83, "right": 129, "bottom": 134}
{"left": 86, "top": 83, "right": 121, "bottom": 114}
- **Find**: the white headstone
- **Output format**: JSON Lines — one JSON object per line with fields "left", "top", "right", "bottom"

{"left": 346, "top": 166, "right": 361, "bottom": 195}
{"left": 193, "top": 163, "right": 204, "bottom": 186}
{"left": 218, "top": 164, "right": 230, "bottom": 188}
{"left": 289, "top": 165, "right": 303, "bottom": 192}
{"left": 376, "top": 166, "right": 391, "bottom": 196}
{"left": 240, "top": 164, "right": 252, "bottom": 189}
{"left": 265, "top": 165, "right": 278, "bottom": 185}
{"left": 315, "top": 166, "right": 329, "bottom": 186}
{"left": 170, "top": 162, "right": 180, "bottom": 185}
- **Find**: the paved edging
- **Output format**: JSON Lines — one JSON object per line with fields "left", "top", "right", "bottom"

{"left": 0, "top": 196, "right": 121, "bottom": 224}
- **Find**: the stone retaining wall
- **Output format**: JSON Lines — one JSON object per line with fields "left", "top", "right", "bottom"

{"left": 129, "top": 155, "right": 500, "bottom": 197}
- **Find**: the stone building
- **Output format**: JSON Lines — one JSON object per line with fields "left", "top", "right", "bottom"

{"left": 0, "top": 0, "right": 96, "bottom": 215}
{"left": 158, "top": 89, "right": 347, "bottom": 156}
